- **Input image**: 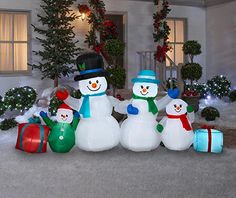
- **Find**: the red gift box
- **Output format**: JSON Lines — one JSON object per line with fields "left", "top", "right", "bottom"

{"left": 16, "top": 123, "right": 50, "bottom": 153}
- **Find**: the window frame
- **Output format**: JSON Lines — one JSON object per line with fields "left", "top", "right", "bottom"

{"left": 0, "top": 9, "right": 32, "bottom": 76}
{"left": 166, "top": 17, "right": 188, "bottom": 66}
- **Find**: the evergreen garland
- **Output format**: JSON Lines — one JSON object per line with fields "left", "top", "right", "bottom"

{"left": 3, "top": 86, "right": 37, "bottom": 112}
{"left": 153, "top": 0, "right": 171, "bottom": 63}
{"left": 31, "top": 0, "right": 81, "bottom": 87}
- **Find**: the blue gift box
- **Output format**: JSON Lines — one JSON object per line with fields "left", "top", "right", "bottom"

{"left": 194, "top": 128, "right": 223, "bottom": 153}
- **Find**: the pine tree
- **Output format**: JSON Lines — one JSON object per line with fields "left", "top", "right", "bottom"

{"left": 32, "top": 0, "right": 80, "bottom": 87}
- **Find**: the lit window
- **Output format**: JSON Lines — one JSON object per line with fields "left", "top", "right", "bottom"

{"left": 166, "top": 18, "right": 186, "bottom": 66}
{"left": 0, "top": 11, "right": 29, "bottom": 73}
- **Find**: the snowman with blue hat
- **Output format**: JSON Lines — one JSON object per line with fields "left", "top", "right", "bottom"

{"left": 119, "top": 70, "right": 179, "bottom": 152}
{"left": 55, "top": 52, "right": 120, "bottom": 152}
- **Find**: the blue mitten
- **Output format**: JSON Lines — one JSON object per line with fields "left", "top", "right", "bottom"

{"left": 40, "top": 111, "right": 47, "bottom": 118}
{"left": 168, "top": 88, "right": 180, "bottom": 99}
{"left": 74, "top": 111, "right": 80, "bottom": 118}
{"left": 127, "top": 104, "right": 139, "bottom": 115}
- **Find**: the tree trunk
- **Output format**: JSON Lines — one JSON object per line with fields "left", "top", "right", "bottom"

{"left": 54, "top": 77, "right": 59, "bottom": 88}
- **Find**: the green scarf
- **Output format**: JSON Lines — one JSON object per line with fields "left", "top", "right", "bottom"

{"left": 132, "top": 94, "right": 158, "bottom": 115}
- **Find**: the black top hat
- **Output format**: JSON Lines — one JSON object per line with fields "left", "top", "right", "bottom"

{"left": 74, "top": 52, "right": 107, "bottom": 81}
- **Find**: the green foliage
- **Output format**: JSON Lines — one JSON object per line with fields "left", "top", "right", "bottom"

{"left": 183, "top": 40, "right": 201, "bottom": 63}
{"left": 31, "top": 0, "right": 81, "bottom": 87}
{"left": 181, "top": 63, "right": 202, "bottom": 82}
{"left": 185, "top": 83, "right": 209, "bottom": 98}
{"left": 106, "top": 67, "right": 126, "bottom": 90}
{"left": 49, "top": 89, "right": 81, "bottom": 116}
{"left": 4, "top": 86, "right": 37, "bottom": 112}
{"left": 165, "top": 78, "right": 178, "bottom": 90}
{"left": 201, "top": 106, "right": 220, "bottom": 121}
{"left": 104, "top": 39, "right": 125, "bottom": 57}
{"left": 0, "top": 96, "right": 6, "bottom": 116}
{"left": 207, "top": 75, "right": 231, "bottom": 98}
{"left": 0, "top": 118, "right": 17, "bottom": 131}
{"left": 229, "top": 90, "right": 236, "bottom": 102}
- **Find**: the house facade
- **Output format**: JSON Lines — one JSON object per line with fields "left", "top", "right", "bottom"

{"left": 0, "top": 0, "right": 235, "bottom": 96}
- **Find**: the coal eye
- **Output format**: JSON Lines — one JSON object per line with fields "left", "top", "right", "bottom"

{"left": 146, "top": 86, "right": 150, "bottom": 89}
{"left": 141, "top": 85, "right": 144, "bottom": 89}
{"left": 180, "top": 105, "right": 182, "bottom": 108}
{"left": 89, "top": 81, "right": 92, "bottom": 84}
{"left": 96, "top": 80, "right": 99, "bottom": 83}
{"left": 174, "top": 104, "right": 177, "bottom": 108}
{"left": 66, "top": 115, "right": 68, "bottom": 117}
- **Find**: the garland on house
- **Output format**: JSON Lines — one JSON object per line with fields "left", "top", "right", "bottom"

{"left": 85, "top": 0, "right": 106, "bottom": 53}
{"left": 153, "top": 0, "right": 171, "bottom": 63}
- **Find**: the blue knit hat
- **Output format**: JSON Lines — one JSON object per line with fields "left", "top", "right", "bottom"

{"left": 132, "top": 70, "right": 160, "bottom": 84}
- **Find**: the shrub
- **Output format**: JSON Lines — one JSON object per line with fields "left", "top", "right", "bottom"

{"left": 0, "top": 96, "right": 6, "bottom": 116}
{"left": 106, "top": 66, "right": 126, "bottom": 90}
{"left": 201, "top": 107, "right": 220, "bottom": 121}
{"left": 207, "top": 75, "right": 231, "bottom": 98}
{"left": 0, "top": 118, "right": 17, "bottom": 131}
{"left": 229, "top": 90, "right": 236, "bottom": 102}
{"left": 4, "top": 86, "right": 37, "bottom": 112}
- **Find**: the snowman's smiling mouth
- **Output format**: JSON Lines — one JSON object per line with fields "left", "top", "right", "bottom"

{"left": 87, "top": 84, "right": 101, "bottom": 92}
{"left": 140, "top": 91, "right": 149, "bottom": 96}
{"left": 174, "top": 108, "right": 182, "bottom": 113}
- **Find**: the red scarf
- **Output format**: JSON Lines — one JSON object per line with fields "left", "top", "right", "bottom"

{"left": 167, "top": 113, "right": 192, "bottom": 131}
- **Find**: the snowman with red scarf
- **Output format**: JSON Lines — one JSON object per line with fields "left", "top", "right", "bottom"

{"left": 156, "top": 99, "right": 195, "bottom": 151}
{"left": 55, "top": 53, "right": 120, "bottom": 152}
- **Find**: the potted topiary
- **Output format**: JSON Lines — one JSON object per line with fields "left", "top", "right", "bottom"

{"left": 201, "top": 106, "right": 220, "bottom": 121}
{"left": 181, "top": 40, "right": 203, "bottom": 112}
{"left": 104, "top": 39, "right": 126, "bottom": 122}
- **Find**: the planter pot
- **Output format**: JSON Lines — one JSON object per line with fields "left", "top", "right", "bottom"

{"left": 182, "top": 95, "right": 200, "bottom": 112}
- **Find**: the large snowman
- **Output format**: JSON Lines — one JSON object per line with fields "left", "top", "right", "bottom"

{"left": 117, "top": 70, "right": 179, "bottom": 152}
{"left": 156, "top": 99, "right": 195, "bottom": 151}
{"left": 56, "top": 53, "right": 120, "bottom": 152}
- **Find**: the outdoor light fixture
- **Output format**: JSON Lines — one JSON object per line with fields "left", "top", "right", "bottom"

{"left": 78, "top": 4, "right": 90, "bottom": 21}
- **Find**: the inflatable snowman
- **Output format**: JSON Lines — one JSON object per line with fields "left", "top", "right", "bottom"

{"left": 156, "top": 99, "right": 194, "bottom": 151}
{"left": 40, "top": 103, "right": 80, "bottom": 153}
{"left": 56, "top": 53, "right": 120, "bottom": 152}
{"left": 117, "top": 70, "right": 179, "bottom": 152}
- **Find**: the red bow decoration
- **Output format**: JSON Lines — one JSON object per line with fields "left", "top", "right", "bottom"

{"left": 93, "top": 43, "right": 105, "bottom": 54}
{"left": 155, "top": 45, "right": 168, "bottom": 63}
{"left": 167, "top": 113, "right": 192, "bottom": 131}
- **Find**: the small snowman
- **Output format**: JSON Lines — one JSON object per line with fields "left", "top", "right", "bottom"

{"left": 118, "top": 70, "right": 179, "bottom": 152}
{"left": 156, "top": 99, "right": 195, "bottom": 151}
{"left": 55, "top": 53, "right": 120, "bottom": 152}
{"left": 40, "top": 103, "right": 80, "bottom": 153}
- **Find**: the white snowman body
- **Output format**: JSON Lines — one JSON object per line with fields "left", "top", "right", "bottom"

{"left": 160, "top": 99, "right": 194, "bottom": 151}
{"left": 120, "top": 82, "right": 161, "bottom": 152}
{"left": 65, "top": 76, "right": 120, "bottom": 152}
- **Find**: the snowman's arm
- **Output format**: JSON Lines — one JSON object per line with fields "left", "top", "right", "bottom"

{"left": 159, "top": 116, "right": 168, "bottom": 127}
{"left": 187, "top": 111, "right": 195, "bottom": 124}
{"left": 156, "top": 116, "right": 168, "bottom": 133}
{"left": 71, "top": 117, "right": 80, "bottom": 131}
{"left": 64, "top": 96, "right": 81, "bottom": 111}
{"left": 112, "top": 98, "right": 132, "bottom": 114}
{"left": 41, "top": 116, "right": 56, "bottom": 129}
{"left": 156, "top": 95, "right": 172, "bottom": 111}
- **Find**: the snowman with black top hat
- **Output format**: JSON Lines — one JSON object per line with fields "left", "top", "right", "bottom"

{"left": 56, "top": 53, "right": 120, "bottom": 152}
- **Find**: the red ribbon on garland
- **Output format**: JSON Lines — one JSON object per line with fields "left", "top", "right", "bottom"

{"left": 156, "top": 45, "right": 168, "bottom": 63}
{"left": 201, "top": 125, "right": 215, "bottom": 152}
{"left": 93, "top": 43, "right": 105, "bottom": 54}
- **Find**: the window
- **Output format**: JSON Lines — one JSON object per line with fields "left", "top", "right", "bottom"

{"left": 0, "top": 11, "right": 29, "bottom": 73}
{"left": 166, "top": 18, "right": 186, "bottom": 66}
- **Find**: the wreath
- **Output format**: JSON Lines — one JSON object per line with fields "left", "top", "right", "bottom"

{"left": 153, "top": 0, "right": 171, "bottom": 63}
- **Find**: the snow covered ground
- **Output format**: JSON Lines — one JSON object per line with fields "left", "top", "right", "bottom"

{"left": 195, "top": 98, "right": 236, "bottom": 129}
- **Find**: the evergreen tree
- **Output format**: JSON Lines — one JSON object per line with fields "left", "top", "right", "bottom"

{"left": 32, "top": 0, "right": 80, "bottom": 87}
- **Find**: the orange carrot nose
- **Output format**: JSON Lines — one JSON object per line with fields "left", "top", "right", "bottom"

{"left": 176, "top": 106, "right": 180, "bottom": 111}
{"left": 92, "top": 83, "right": 97, "bottom": 88}
{"left": 142, "top": 88, "right": 147, "bottom": 93}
